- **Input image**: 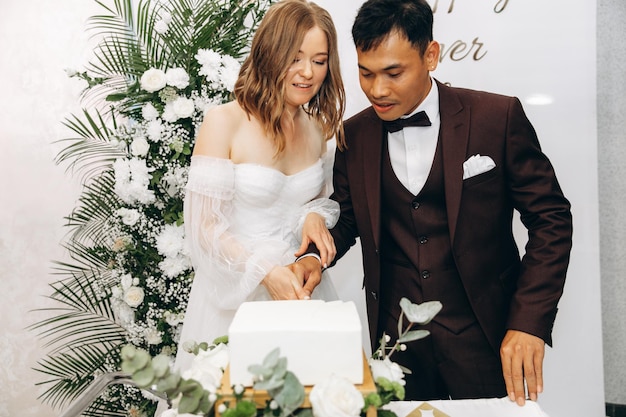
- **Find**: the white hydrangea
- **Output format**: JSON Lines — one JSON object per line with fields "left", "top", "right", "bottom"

{"left": 142, "top": 103, "right": 159, "bottom": 121}
{"left": 113, "top": 158, "right": 156, "bottom": 205}
{"left": 219, "top": 55, "right": 241, "bottom": 91}
{"left": 146, "top": 119, "right": 164, "bottom": 142}
{"left": 162, "top": 166, "right": 188, "bottom": 196}
{"left": 195, "top": 48, "right": 222, "bottom": 83}
{"left": 156, "top": 223, "right": 186, "bottom": 258}
{"left": 159, "top": 254, "right": 192, "bottom": 278}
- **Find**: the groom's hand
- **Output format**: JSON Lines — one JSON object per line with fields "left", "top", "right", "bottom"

{"left": 289, "top": 256, "right": 323, "bottom": 299}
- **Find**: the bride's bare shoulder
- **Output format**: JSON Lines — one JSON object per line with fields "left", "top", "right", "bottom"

{"left": 193, "top": 101, "right": 247, "bottom": 157}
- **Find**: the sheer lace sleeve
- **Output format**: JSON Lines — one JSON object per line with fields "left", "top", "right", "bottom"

{"left": 184, "top": 156, "right": 287, "bottom": 310}
{"left": 292, "top": 149, "right": 339, "bottom": 238}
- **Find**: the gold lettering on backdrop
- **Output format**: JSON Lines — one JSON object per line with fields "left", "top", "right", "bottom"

{"left": 494, "top": 0, "right": 510, "bottom": 13}
{"left": 429, "top": 0, "right": 510, "bottom": 14}
{"left": 439, "top": 37, "right": 487, "bottom": 62}
{"left": 430, "top": 0, "right": 455, "bottom": 13}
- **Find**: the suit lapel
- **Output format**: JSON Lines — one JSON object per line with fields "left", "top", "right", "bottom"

{"left": 361, "top": 109, "right": 384, "bottom": 251}
{"left": 437, "top": 81, "right": 470, "bottom": 245}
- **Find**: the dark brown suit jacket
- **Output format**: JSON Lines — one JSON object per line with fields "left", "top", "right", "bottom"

{"left": 330, "top": 80, "right": 573, "bottom": 353}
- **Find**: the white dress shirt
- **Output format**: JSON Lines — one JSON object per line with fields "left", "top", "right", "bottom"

{"left": 387, "top": 79, "right": 441, "bottom": 195}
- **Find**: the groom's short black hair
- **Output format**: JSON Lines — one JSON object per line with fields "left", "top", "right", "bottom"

{"left": 352, "top": 0, "right": 434, "bottom": 56}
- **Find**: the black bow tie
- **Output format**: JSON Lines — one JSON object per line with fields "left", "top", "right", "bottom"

{"left": 383, "top": 110, "right": 431, "bottom": 133}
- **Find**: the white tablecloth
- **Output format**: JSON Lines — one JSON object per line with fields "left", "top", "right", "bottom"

{"left": 386, "top": 397, "right": 549, "bottom": 417}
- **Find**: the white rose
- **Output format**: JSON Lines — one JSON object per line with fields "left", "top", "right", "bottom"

{"left": 144, "top": 327, "right": 163, "bottom": 345}
{"left": 172, "top": 96, "right": 195, "bottom": 119}
{"left": 130, "top": 136, "right": 150, "bottom": 157}
{"left": 140, "top": 68, "right": 167, "bottom": 92}
{"left": 166, "top": 67, "right": 190, "bottom": 89}
{"left": 164, "top": 311, "right": 183, "bottom": 326}
{"left": 195, "top": 342, "right": 230, "bottom": 370}
{"left": 368, "top": 357, "right": 406, "bottom": 386}
{"left": 124, "top": 286, "right": 145, "bottom": 307}
{"left": 309, "top": 375, "right": 364, "bottom": 417}
{"left": 182, "top": 345, "right": 229, "bottom": 392}
{"left": 117, "top": 208, "right": 141, "bottom": 226}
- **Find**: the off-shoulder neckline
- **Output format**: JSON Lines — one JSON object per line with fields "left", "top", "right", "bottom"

{"left": 192, "top": 155, "right": 323, "bottom": 178}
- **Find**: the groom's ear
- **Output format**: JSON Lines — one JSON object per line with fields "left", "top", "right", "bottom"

{"left": 425, "top": 41, "right": 440, "bottom": 71}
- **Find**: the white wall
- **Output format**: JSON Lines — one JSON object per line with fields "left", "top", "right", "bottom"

{"left": 0, "top": 1, "right": 101, "bottom": 416}
{"left": 0, "top": 1, "right": 606, "bottom": 417}
{"left": 597, "top": 0, "right": 626, "bottom": 407}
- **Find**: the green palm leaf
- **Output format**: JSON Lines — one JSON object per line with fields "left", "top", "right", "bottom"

{"left": 31, "top": 275, "right": 123, "bottom": 353}
{"left": 55, "top": 109, "right": 123, "bottom": 183}
{"left": 63, "top": 173, "right": 119, "bottom": 245}
{"left": 34, "top": 342, "right": 120, "bottom": 407}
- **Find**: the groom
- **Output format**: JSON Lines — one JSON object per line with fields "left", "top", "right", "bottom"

{"left": 294, "top": 0, "right": 572, "bottom": 407}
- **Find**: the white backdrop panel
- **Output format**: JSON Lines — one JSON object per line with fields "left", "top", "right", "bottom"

{"left": 314, "top": 1, "right": 604, "bottom": 417}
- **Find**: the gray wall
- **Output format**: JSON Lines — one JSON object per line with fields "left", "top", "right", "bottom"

{"left": 598, "top": 0, "right": 626, "bottom": 405}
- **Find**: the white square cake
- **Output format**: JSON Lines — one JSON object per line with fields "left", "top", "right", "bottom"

{"left": 228, "top": 299, "right": 363, "bottom": 387}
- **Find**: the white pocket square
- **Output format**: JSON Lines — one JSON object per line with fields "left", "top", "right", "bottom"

{"left": 463, "top": 154, "right": 496, "bottom": 180}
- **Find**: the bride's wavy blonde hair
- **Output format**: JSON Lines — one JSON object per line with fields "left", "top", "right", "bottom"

{"left": 233, "top": 0, "right": 346, "bottom": 152}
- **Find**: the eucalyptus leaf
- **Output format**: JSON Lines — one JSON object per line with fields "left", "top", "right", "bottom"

{"left": 270, "top": 371, "right": 305, "bottom": 417}
{"left": 157, "top": 373, "right": 181, "bottom": 395}
{"left": 152, "top": 354, "right": 171, "bottom": 378}
{"left": 399, "top": 298, "right": 443, "bottom": 324}
{"left": 397, "top": 329, "right": 430, "bottom": 343}
{"left": 177, "top": 391, "right": 201, "bottom": 415}
{"left": 262, "top": 347, "right": 281, "bottom": 369}
{"left": 132, "top": 366, "right": 156, "bottom": 388}
{"left": 254, "top": 377, "right": 284, "bottom": 391}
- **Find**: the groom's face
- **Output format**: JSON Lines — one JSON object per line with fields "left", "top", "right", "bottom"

{"left": 356, "top": 31, "right": 439, "bottom": 121}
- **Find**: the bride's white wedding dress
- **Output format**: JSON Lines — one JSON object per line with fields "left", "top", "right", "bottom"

{"left": 175, "top": 152, "right": 339, "bottom": 372}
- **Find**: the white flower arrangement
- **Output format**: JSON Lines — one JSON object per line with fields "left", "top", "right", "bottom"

{"left": 121, "top": 298, "right": 442, "bottom": 417}
{"left": 31, "top": 0, "right": 270, "bottom": 415}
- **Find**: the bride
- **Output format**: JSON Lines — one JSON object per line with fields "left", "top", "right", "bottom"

{"left": 175, "top": 0, "right": 345, "bottom": 373}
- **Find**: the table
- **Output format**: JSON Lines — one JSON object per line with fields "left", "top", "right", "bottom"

{"left": 386, "top": 397, "right": 550, "bottom": 417}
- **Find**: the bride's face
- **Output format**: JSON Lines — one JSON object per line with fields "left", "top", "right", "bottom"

{"left": 284, "top": 26, "right": 329, "bottom": 110}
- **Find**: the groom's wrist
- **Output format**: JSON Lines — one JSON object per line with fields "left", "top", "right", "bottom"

{"left": 295, "top": 253, "right": 326, "bottom": 272}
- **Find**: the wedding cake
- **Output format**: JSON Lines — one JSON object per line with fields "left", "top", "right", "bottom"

{"left": 228, "top": 300, "right": 363, "bottom": 386}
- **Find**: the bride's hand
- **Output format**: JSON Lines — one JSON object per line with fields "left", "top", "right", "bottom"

{"left": 261, "top": 266, "right": 309, "bottom": 300}
{"left": 295, "top": 212, "right": 336, "bottom": 267}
